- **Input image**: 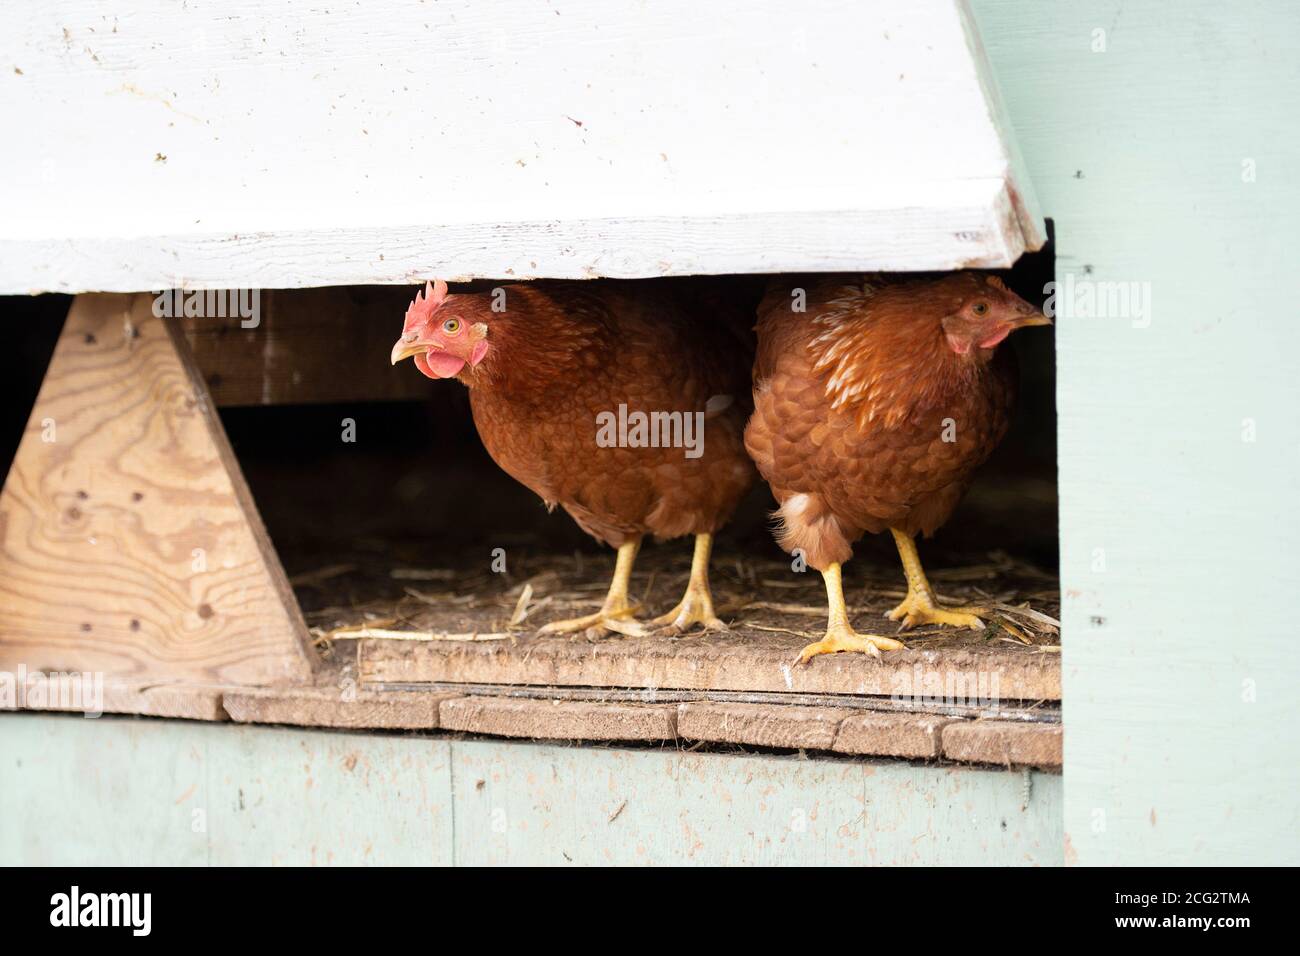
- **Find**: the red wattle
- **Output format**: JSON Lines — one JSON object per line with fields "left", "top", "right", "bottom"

{"left": 978, "top": 325, "right": 1012, "bottom": 349}
{"left": 415, "top": 351, "right": 467, "bottom": 379}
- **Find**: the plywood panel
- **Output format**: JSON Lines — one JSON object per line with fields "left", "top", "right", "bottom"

{"left": 0, "top": 0, "right": 1043, "bottom": 290}
{"left": 0, "top": 294, "right": 315, "bottom": 686}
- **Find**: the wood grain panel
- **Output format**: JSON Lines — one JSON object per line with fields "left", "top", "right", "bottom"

{"left": 0, "top": 294, "right": 315, "bottom": 685}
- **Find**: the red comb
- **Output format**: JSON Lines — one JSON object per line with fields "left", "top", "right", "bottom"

{"left": 404, "top": 279, "right": 449, "bottom": 329}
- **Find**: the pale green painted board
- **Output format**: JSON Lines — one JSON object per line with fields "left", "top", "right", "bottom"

{"left": 973, "top": 0, "right": 1300, "bottom": 864}
{"left": 0, "top": 714, "right": 1061, "bottom": 866}
{"left": 0, "top": 713, "right": 454, "bottom": 865}
{"left": 451, "top": 734, "right": 1059, "bottom": 865}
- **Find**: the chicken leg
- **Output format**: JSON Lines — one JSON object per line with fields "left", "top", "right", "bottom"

{"left": 540, "top": 536, "right": 647, "bottom": 636}
{"left": 796, "top": 562, "right": 906, "bottom": 663}
{"left": 886, "top": 529, "right": 987, "bottom": 630}
{"left": 652, "top": 533, "right": 727, "bottom": 633}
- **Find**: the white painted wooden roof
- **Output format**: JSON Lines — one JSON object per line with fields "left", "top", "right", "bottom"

{"left": 0, "top": 0, "right": 1044, "bottom": 292}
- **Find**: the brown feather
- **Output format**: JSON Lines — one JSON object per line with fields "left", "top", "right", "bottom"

{"left": 440, "top": 281, "right": 755, "bottom": 548}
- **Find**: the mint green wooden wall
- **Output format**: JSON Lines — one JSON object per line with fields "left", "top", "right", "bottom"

{"left": 973, "top": 0, "right": 1299, "bottom": 864}
{"left": 0, "top": 714, "right": 1062, "bottom": 866}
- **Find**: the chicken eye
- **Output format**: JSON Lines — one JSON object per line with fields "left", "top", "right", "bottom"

{"left": 972, "top": 302, "right": 989, "bottom": 316}
{"left": 442, "top": 318, "right": 461, "bottom": 334}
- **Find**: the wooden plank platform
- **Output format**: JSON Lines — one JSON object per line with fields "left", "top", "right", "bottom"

{"left": 2, "top": 680, "right": 1060, "bottom": 768}
{"left": 359, "top": 632, "right": 1059, "bottom": 704}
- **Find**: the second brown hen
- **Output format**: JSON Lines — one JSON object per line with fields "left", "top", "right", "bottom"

{"left": 744, "top": 273, "right": 1050, "bottom": 663}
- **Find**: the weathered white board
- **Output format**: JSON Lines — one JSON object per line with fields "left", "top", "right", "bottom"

{"left": 0, "top": 0, "right": 1043, "bottom": 291}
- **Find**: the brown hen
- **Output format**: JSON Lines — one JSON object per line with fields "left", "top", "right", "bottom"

{"left": 392, "top": 279, "right": 756, "bottom": 635}
{"left": 744, "top": 272, "right": 1050, "bottom": 663}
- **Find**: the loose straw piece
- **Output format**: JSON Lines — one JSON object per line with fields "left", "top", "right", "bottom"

{"left": 331, "top": 624, "right": 510, "bottom": 642}
{"left": 508, "top": 583, "right": 535, "bottom": 627}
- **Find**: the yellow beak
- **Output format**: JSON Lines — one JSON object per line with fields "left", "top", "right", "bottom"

{"left": 391, "top": 340, "right": 427, "bottom": 365}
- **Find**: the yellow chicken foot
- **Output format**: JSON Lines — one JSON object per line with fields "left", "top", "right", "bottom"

{"left": 886, "top": 529, "right": 987, "bottom": 630}
{"left": 539, "top": 537, "right": 646, "bottom": 636}
{"left": 797, "top": 562, "right": 906, "bottom": 664}
{"left": 652, "top": 533, "right": 727, "bottom": 633}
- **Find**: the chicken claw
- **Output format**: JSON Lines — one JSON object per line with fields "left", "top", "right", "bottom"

{"left": 886, "top": 593, "right": 986, "bottom": 631}
{"left": 797, "top": 624, "right": 905, "bottom": 664}
{"left": 539, "top": 537, "right": 646, "bottom": 637}
{"left": 538, "top": 604, "right": 646, "bottom": 637}
{"left": 652, "top": 596, "right": 726, "bottom": 633}
{"left": 651, "top": 533, "right": 728, "bottom": 634}
{"left": 887, "top": 529, "right": 987, "bottom": 631}
{"left": 796, "top": 562, "right": 905, "bottom": 664}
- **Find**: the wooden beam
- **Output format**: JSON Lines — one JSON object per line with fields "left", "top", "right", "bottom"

{"left": 0, "top": 294, "right": 316, "bottom": 687}
{"left": 834, "top": 711, "right": 954, "bottom": 760}
{"left": 942, "top": 720, "right": 1062, "bottom": 768}
{"left": 676, "top": 701, "right": 852, "bottom": 751}
{"left": 1, "top": 679, "right": 229, "bottom": 722}
{"left": 438, "top": 696, "right": 679, "bottom": 742}
{"left": 223, "top": 686, "right": 451, "bottom": 730}
{"left": 358, "top": 631, "right": 1060, "bottom": 702}
{"left": 209, "top": 684, "right": 1062, "bottom": 766}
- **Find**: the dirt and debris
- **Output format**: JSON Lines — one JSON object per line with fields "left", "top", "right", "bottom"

{"left": 287, "top": 544, "right": 1059, "bottom": 658}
